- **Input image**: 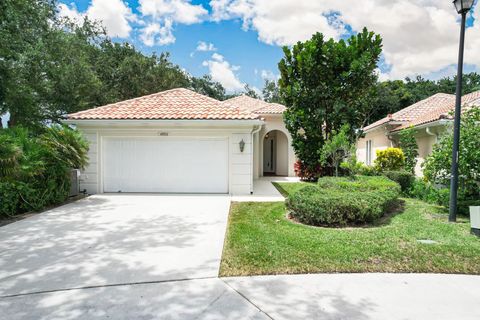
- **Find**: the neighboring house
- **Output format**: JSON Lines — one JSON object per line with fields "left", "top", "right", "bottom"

{"left": 357, "top": 91, "right": 480, "bottom": 176}
{"left": 64, "top": 88, "right": 296, "bottom": 195}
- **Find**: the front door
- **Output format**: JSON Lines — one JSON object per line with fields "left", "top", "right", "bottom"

{"left": 263, "top": 135, "right": 275, "bottom": 173}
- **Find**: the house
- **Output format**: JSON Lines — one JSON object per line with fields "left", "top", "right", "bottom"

{"left": 64, "top": 88, "right": 296, "bottom": 195}
{"left": 356, "top": 90, "right": 480, "bottom": 176}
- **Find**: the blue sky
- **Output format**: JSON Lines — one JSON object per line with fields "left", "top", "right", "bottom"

{"left": 56, "top": 0, "right": 480, "bottom": 94}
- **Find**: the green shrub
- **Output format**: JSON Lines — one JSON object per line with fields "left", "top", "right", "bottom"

{"left": 0, "top": 125, "right": 88, "bottom": 217}
{"left": 408, "top": 179, "right": 448, "bottom": 205}
{"left": 358, "top": 164, "right": 378, "bottom": 176}
{"left": 374, "top": 147, "right": 405, "bottom": 171}
{"left": 340, "top": 156, "right": 375, "bottom": 177}
{"left": 408, "top": 179, "right": 478, "bottom": 216}
{"left": 422, "top": 107, "right": 480, "bottom": 199}
{"left": 398, "top": 127, "right": 419, "bottom": 174}
{"left": 286, "top": 176, "right": 400, "bottom": 226}
{"left": 317, "top": 175, "right": 399, "bottom": 192}
{"left": 382, "top": 170, "right": 414, "bottom": 193}
{"left": 458, "top": 200, "right": 480, "bottom": 216}
{"left": 0, "top": 182, "right": 21, "bottom": 216}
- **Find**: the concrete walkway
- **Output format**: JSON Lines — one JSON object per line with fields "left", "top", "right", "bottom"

{"left": 2, "top": 274, "right": 480, "bottom": 319}
{"left": 231, "top": 177, "right": 300, "bottom": 202}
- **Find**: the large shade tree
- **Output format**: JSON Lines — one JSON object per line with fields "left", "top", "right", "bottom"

{"left": 0, "top": 0, "right": 230, "bottom": 129}
{"left": 279, "top": 28, "right": 383, "bottom": 178}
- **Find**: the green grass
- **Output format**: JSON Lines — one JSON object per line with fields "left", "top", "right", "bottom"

{"left": 220, "top": 182, "right": 480, "bottom": 276}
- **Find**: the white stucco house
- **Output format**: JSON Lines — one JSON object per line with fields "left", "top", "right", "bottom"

{"left": 356, "top": 90, "right": 480, "bottom": 176}
{"left": 64, "top": 88, "right": 296, "bottom": 195}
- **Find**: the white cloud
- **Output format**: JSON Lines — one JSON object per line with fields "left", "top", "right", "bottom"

{"left": 140, "top": 20, "right": 175, "bottom": 46}
{"left": 202, "top": 54, "right": 244, "bottom": 91}
{"left": 58, "top": 0, "right": 135, "bottom": 38}
{"left": 260, "top": 69, "right": 277, "bottom": 80}
{"left": 139, "top": 0, "right": 207, "bottom": 24}
{"left": 58, "top": 3, "right": 83, "bottom": 22}
{"left": 190, "top": 41, "right": 217, "bottom": 57}
{"left": 196, "top": 41, "right": 217, "bottom": 52}
{"left": 209, "top": 0, "right": 480, "bottom": 80}
{"left": 138, "top": 0, "right": 208, "bottom": 46}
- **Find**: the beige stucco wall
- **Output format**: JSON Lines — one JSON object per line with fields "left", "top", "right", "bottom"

{"left": 276, "top": 131, "right": 289, "bottom": 176}
{"left": 412, "top": 126, "right": 448, "bottom": 176}
{"left": 357, "top": 124, "right": 449, "bottom": 176}
{"left": 356, "top": 128, "right": 392, "bottom": 165}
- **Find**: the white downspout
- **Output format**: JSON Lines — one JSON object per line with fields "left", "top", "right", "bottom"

{"left": 250, "top": 125, "right": 262, "bottom": 195}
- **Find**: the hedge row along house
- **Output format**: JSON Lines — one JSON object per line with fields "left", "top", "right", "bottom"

{"left": 356, "top": 90, "right": 480, "bottom": 176}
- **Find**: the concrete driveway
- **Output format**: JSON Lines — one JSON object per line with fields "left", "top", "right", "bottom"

{"left": 0, "top": 194, "right": 231, "bottom": 297}
{"left": 2, "top": 194, "right": 480, "bottom": 319}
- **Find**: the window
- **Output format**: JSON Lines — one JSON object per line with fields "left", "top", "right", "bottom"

{"left": 366, "top": 140, "right": 373, "bottom": 165}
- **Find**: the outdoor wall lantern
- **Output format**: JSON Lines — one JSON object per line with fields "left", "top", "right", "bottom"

{"left": 239, "top": 139, "right": 245, "bottom": 153}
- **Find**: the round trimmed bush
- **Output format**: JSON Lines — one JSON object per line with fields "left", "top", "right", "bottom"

{"left": 286, "top": 176, "right": 400, "bottom": 227}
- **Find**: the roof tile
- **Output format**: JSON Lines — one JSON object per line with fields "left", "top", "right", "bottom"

{"left": 364, "top": 91, "right": 480, "bottom": 132}
{"left": 223, "top": 95, "right": 286, "bottom": 115}
{"left": 67, "top": 88, "right": 259, "bottom": 120}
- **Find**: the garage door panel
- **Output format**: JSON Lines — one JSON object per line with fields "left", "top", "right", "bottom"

{"left": 103, "top": 138, "right": 228, "bottom": 193}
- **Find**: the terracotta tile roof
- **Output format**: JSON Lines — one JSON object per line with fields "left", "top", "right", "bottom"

{"left": 393, "top": 90, "right": 480, "bottom": 131}
{"left": 223, "top": 95, "right": 286, "bottom": 115}
{"left": 254, "top": 103, "right": 287, "bottom": 114}
{"left": 67, "top": 88, "right": 259, "bottom": 120}
{"left": 363, "top": 93, "right": 455, "bottom": 132}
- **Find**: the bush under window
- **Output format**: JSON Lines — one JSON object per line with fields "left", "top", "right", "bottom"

{"left": 374, "top": 147, "right": 405, "bottom": 172}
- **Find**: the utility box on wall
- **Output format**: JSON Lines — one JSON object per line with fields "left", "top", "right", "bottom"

{"left": 70, "top": 169, "right": 80, "bottom": 197}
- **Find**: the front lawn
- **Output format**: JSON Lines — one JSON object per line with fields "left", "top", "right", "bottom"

{"left": 220, "top": 182, "right": 480, "bottom": 276}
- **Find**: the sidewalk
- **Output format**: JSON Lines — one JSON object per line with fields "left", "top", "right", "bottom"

{"left": 2, "top": 273, "right": 479, "bottom": 320}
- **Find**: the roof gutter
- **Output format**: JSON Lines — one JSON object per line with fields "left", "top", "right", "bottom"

{"left": 62, "top": 119, "right": 264, "bottom": 127}
{"left": 363, "top": 120, "right": 404, "bottom": 134}
{"left": 412, "top": 119, "right": 452, "bottom": 130}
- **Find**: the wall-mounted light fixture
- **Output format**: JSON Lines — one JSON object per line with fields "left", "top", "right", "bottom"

{"left": 239, "top": 139, "right": 245, "bottom": 152}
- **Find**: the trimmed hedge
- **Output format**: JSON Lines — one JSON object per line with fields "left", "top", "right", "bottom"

{"left": 382, "top": 170, "right": 414, "bottom": 193}
{"left": 286, "top": 176, "right": 400, "bottom": 227}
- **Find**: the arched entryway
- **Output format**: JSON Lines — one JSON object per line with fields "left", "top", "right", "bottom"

{"left": 262, "top": 130, "right": 289, "bottom": 176}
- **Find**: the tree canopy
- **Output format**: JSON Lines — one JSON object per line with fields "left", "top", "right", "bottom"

{"left": 0, "top": 0, "right": 243, "bottom": 129}
{"left": 279, "top": 28, "right": 383, "bottom": 177}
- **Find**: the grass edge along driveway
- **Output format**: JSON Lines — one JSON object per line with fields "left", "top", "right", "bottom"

{"left": 220, "top": 182, "right": 480, "bottom": 276}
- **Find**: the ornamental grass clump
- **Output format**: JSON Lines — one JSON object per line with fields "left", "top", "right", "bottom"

{"left": 286, "top": 176, "right": 400, "bottom": 227}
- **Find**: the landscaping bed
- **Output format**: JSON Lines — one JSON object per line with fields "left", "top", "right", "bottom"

{"left": 220, "top": 182, "right": 480, "bottom": 276}
{"left": 286, "top": 176, "right": 400, "bottom": 227}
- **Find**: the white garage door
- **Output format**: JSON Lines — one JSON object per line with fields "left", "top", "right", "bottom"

{"left": 103, "top": 137, "right": 229, "bottom": 193}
